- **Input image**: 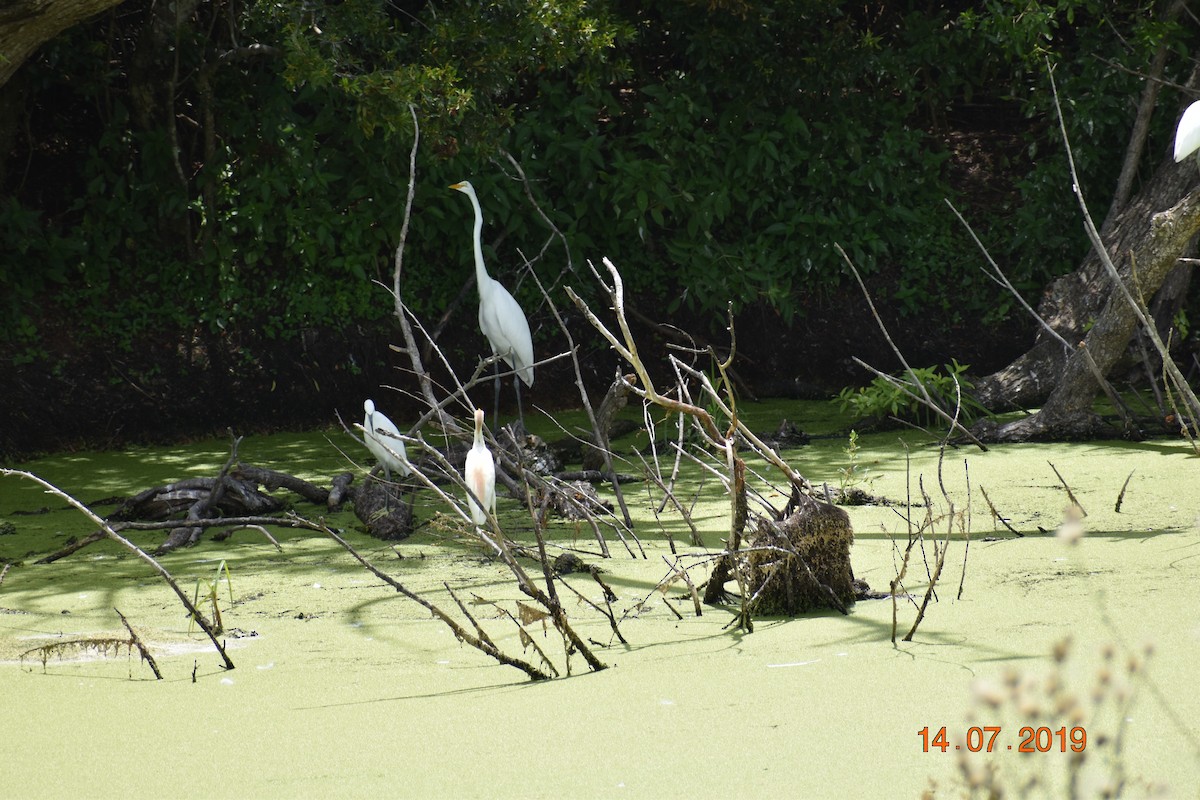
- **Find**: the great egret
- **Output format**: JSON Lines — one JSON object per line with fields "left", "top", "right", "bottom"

{"left": 464, "top": 408, "right": 496, "bottom": 527}
{"left": 363, "top": 399, "right": 411, "bottom": 480}
{"left": 1174, "top": 100, "right": 1200, "bottom": 163}
{"left": 449, "top": 180, "right": 534, "bottom": 428}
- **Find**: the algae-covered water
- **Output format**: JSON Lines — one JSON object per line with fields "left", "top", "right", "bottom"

{"left": 2, "top": 402, "right": 1199, "bottom": 798}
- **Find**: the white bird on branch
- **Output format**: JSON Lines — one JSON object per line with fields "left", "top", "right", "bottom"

{"left": 450, "top": 180, "right": 534, "bottom": 430}
{"left": 363, "top": 399, "right": 410, "bottom": 480}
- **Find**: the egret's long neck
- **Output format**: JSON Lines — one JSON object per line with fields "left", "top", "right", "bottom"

{"left": 468, "top": 191, "right": 489, "bottom": 288}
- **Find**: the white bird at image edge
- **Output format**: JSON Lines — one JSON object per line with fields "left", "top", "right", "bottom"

{"left": 1174, "top": 100, "right": 1200, "bottom": 163}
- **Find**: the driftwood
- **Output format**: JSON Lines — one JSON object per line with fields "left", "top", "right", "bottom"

{"left": 113, "top": 474, "right": 285, "bottom": 553}
{"left": 582, "top": 371, "right": 637, "bottom": 471}
{"left": 232, "top": 464, "right": 335, "bottom": 506}
{"left": 353, "top": 476, "right": 414, "bottom": 540}
{"left": 40, "top": 453, "right": 366, "bottom": 557}
{"left": 534, "top": 480, "right": 613, "bottom": 521}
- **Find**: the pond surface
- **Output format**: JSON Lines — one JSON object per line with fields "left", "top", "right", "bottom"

{"left": 2, "top": 402, "right": 1198, "bottom": 798}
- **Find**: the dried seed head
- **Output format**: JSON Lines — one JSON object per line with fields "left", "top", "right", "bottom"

{"left": 973, "top": 678, "right": 1005, "bottom": 708}
{"left": 1018, "top": 697, "right": 1042, "bottom": 718}
{"left": 1057, "top": 517, "right": 1084, "bottom": 544}
{"left": 1055, "top": 691, "right": 1080, "bottom": 715}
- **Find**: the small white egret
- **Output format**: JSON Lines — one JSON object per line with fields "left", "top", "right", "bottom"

{"left": 464, "top": 408, "right": 496, "bottom": 527}
{"left": 363, "top": 399, "right": 411, "bottom": 480}
{"left": 1174, "top": 100, "right": 1200, "bottom": 163}
{"left": 450, "top": 180, "right": 535, "bottom": 428}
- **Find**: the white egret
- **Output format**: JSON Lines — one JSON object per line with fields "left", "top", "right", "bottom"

{"left": 464, "top": 408, "right": 496, "bottom": 527}
{"left": 449, "top": 180, "right": 535, "bottom": 429}
{"left": 363, "top": 399, "right": 411, "bottom": 480}
{"left": 1174, "top": 100, "right": 1200, "bottom": 163}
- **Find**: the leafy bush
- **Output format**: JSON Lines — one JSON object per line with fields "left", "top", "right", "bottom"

{"left": 836, "top": 361, "right": 989, "bottom": 426}
{"left": 2, "top": 0, "right": 1195, "bottom": 361}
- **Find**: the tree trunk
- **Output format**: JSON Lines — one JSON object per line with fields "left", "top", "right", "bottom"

{"left": 975, "top": 154, "right": 1197, "bottom": 413}
{"left": 0, "top": 0, "right": 128, "bottom": 89}
{"left": 973, "top": 169, "right": 1200, "bottom": 442}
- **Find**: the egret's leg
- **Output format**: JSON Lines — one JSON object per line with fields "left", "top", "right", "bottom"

{"left": 493, "top": 358, "right": 502, "bottom": 430}
{"left": 514, "top": 376, "right": 525, "bottom": 433}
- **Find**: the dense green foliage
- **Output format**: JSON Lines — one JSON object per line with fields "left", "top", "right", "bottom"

{"left": 835, "top": 359, "right": 989, "bottom": 425}
{"left": 1, "top": 0, "right": 1195, "bottom": 358}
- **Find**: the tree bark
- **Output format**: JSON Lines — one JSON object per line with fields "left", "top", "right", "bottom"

{"left": 0, "top": 0, "right": 128, "bottom": 89}
{"left": 974, "top": 177, "right": 1200, "bottom": 442}
{"left": 974, "top": 149, "right": 1199, "bottom": 415}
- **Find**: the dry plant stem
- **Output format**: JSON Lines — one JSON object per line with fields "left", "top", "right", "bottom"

{"left": 719, "top": 445, "right": 754, "bottom": 632}
{"left": 530, "top": 263, "right": 632, "bottom": 532}
{"left": 1050, "top": 61, "right": 1200, "bottom": 427}
{"left": 671, "top": 355, "right": 811, "bottom": 487}
{"left": 0, "top": 563, "right": 9, "bottom": 588}
{"left": 1114, "top": 470, "right": 1135, "bottom": 513}
{"left": 979, "top": 485, "right": 1023, "bottom": 536}
{"left": 469, "top": 479, "right": 609, "bottom": 674}
{"left": 1048, "top": 461, "right": 1087, "bottom": 516}
{"left": 381, "top": 106, "right": 455, "bottom": 431}
{"left": 1, "top": 469, "right": 235, "bottom": 670}
{"left": 554, "top": 575, "right": 628, "bottom": 645}
{"left": 501, "top": 151, "right": 574, "bottom": 290}
{"left": 225, "top": 524, "right": 282, "bottom": 550}
{"left": 655, "top": 411, "right": 687, "bottom": 515}
{"left": 37, "top": 514, "right": 305, "bottom": 564}
{"left": 947, "top": 199, "right": 1135, "bottom": 427}
{"left": 447, "top": 585, "right": 498, "bottom": 648}
{"left": 567, "top": 258, "right": 811, "bottom": 490}
{"left": 890, "top": 443, "right": 917, "bottom": 644}
{"left": 835, "top": 242, "right": 987, "bottom": 451}
{"left": 1135, "top": 269, "right": 1200, "bottom": 446}
{"left": 115, "top": 607, "right": 163, "bottom": 680}
{"left": 946, "top": 199, "right": 1071, "bottom": 358}
{"left": 957, "top": 458, "right": 971, "bottom": 601}
{"left": 1161, "top": 342, "right": 1200, "bottom": 449}
{"left": 661, "top": 595, "right": 684, "bottom": 620}
{"left": 320, "top": 520, "right": 553, "bottom": 680}
{"left": 639, "top": 454, "right": 701, "bottom": 547}
{"left": 904, "top": 500, "right": 952, "bottom": 642}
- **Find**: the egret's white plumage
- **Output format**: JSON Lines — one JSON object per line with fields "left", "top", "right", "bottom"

{"left": 363, "top": 399, "right": 410, "bottom": 480}
{"left": 464, "top": 408, "right": 496, "bottom": 527}
{"left": 450, "top": 180, "right": 534, "bottom": 426}
{"left": 1174, "top": 100, "right": 1200, "bottom": 163}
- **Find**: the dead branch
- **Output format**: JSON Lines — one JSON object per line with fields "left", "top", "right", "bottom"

{"left": 1, "top": 469, "right": 236, "bottom": 671}
{"left": 1048, "top": 461, "right": 1087, "bottom": 516}
{"left": 980, "top": 486, "right": 1023, "bottom": 537}
{"left": 319, "top": 520, "right": 553, "bottom": 680}
{"left": 115, "top": 607, "right": 162, "bottom": 680}
{"left": 835, "top": 242, "right": 987, "bottom": 451}
{"left": 1115, "top": 470, "right": 1135, "bottom": 513}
